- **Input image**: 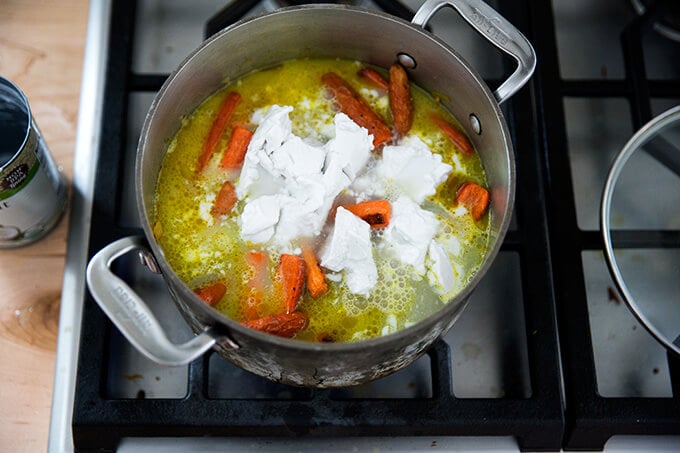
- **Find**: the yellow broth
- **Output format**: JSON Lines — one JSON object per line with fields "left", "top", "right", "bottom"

{"left": 154, "top": 58, "right": 490, "bottom": 342}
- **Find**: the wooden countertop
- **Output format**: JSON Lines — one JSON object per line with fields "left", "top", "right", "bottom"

{"left": 0, "top": 1, "right": 88, "bottom": 451}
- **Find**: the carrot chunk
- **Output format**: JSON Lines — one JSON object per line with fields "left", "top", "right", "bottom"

{"left": 456, "top": 182, "right": 490, "bottom": 221}
{"left": 389, "top": 63, "right": 413, "bottom": 136}
{"left": 152, "top": 220, "right": 163, "bottom": 240}
{"left": 431, "top": 113, "right": 474, "bottom": 156}
{"left": 211, "top": 181, "right": 237, "bottom": 218}
{"left": 344, "top": 199, "right": 391, "bottom": 229}
{"left": 321, "top": 72, "right": 392, "bottom": 147}
{"left": 358, "top": 67, "right": 389, "bottom": 91}
{"left": 243, "top": 312, "right": 308, "bottom": 338}
{"left": 197, "top": 91, "right": 241, "bottom": 172}
{"left": 302, "top": 247, "right": 328, "bottom": 298}
{"left": 244, "top": 251, "right": 268, "bottom": 320}
{"left": 246, "top": 251, "right": 267, "bottom": 272}
{"left": 219, "top": 126, "right": 253, "bottom": 170}
{"left": 194, "top": 282, "right": 226, "bottom": 307}
{"left": 277, "top": 254, "right": 306, "bottom": 314}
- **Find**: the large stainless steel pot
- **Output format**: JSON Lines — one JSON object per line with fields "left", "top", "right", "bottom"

{"left": 86, "top": 0, "right": 536, "bottom": 387}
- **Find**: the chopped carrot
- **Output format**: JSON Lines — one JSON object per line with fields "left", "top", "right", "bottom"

{"left": 358, "top": 67, "right": 389, "bottom": 91}
{"left": 388, "top": 63, "right": 413, "bottom": 136}
{"left": 344, "top": 199, "right": 391, "bottom": 229}
{"left": 152, "top": 220, "right": 162, "bottom": 240}
{"left": 277, "top": 254, "right": 306, "bottom": 314}
{"left": 431, "top": 113, "right": 474, "bottom": 156}
{"left": 321, "top": 72, "right": 392, "bottom": 147}
{"left": 302, "top": 247, "right": 328, "bottom": 298}
{"left": 211, "top": 181, "right": 237, "bottom": 218}
{"left": 219, "top": 126, "right": 253, "bottom": 170}
{"left": 244, "top": 251, "right": 267, "bottom": 320}
{"left": 196, "top": 91, "right": 241, "bottom": 172}
{"left": 456, "top": 182, "right": 490, "bottom": 221}
{"left": 246, "top": 251, "right": 267, "bottom": 272}
{"left": 243, "top": 312, "right": 308, "bottom": 338}
{"left": 194, "top": 282, "right": 226, "bottom": 307}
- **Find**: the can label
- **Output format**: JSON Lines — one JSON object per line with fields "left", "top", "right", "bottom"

{"left": 0, "top": 78, "right": 67, "bottom": 247}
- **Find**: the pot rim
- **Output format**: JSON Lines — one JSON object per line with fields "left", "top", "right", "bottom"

{"left": 135, "top": 3, "right": 516, "bottom": 352}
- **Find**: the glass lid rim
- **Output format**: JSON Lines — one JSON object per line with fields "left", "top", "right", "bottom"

{"left": 600, "top": 104, "right": 680, "bottom": 356}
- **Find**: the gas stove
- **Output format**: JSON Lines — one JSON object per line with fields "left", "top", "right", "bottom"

{"left": 49, "top": 0, "right": 680, "bottom": 451}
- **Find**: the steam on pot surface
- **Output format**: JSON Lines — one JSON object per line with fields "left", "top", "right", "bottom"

{"left": 153, "top": 58, "right": 491, "bottom": 342}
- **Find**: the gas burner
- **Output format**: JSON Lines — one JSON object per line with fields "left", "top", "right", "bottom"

{"left": 631, "top": 0, "right": 680, "bottom": 41}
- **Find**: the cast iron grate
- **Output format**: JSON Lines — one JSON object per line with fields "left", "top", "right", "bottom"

{"left": 531, "top": 0, "right": 680, "bottom": 450}
{"left": 72, "top": 0, "right": 565, "bottom": 451}
{"left": 205, "top": 0, "right": 417, "bottom": 37}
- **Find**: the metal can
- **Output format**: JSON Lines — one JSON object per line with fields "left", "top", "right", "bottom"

{"left": 0, "top": 76, "right": 68, "bottom": 248}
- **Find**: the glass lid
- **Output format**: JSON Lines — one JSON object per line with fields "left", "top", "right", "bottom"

{"left": 601, "top": 105, "right": 680, "bottom": 356}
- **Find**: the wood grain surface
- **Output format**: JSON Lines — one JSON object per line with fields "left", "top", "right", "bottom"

{"left": 0, "top": 1, "right": 88, "bottom": 451}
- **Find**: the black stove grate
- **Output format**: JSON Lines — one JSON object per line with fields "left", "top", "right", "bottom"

{"left": 69, "top": 0, "right": 680, "bottom": 450}
{"left": 205, "top": 0, "right": 416, "bottom": 37}
{"left": 530, "top": 0, "right": 680, "bottom": 450}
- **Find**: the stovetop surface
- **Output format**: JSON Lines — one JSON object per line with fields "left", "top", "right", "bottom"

{"left": 50, "top": 0, "right": 680, "bottom": 451}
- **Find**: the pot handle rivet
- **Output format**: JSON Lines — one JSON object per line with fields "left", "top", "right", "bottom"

{"left": 138, "top": 249, "right": 161, "bottom": 274}
{"left": 469, "top": 113, "right": 482, "bottom": 135}
{"left": 397, "top": 53, "right": 417, "bottom": 69}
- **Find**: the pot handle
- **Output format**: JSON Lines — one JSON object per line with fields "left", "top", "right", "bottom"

{"left": 412, "top": 0, "right": 536, "bottom": 104}
{"left": 86, "top": 236, "right": 219, "bottom": 366}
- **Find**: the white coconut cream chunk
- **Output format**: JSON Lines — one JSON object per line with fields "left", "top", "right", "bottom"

{"left": 323, "top": 113, "right": 373, "bottom": 187}
{"left": 319, "top": 207, "right": 377, "bottom": 297}
{"left": 381, "top": 196, "right": 440, "bottom": 274}
{"left": 350, "top": 136, "right": 452, "bottom": 204}
{"left": 426, "top": 240, "right": 457, "bottom": 295}
{"left": 239, "top": 195, "right": 281, "bottom": 243}
{"left": 236, "top": 106, "right": 373, "bottom": 248}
